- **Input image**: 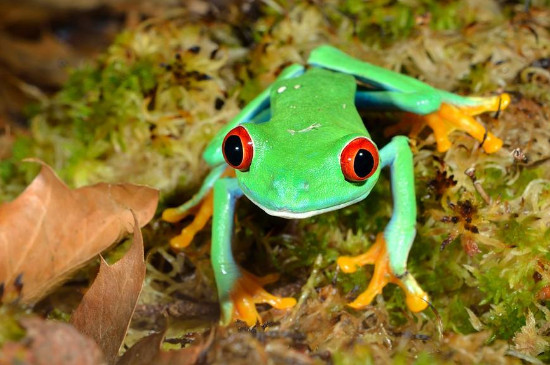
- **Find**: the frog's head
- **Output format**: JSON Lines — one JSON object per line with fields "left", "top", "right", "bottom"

{"left": 222, "top": 124, "right": 381, "bottom": 219}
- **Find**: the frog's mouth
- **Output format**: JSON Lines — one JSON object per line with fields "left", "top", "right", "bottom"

{"left": 244, "top": 193, "right": 369, "bottom": 220}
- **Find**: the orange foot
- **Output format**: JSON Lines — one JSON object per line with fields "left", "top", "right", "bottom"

{"left": 162, "top": 168, "right": 235, "bottom": 250}
{"left": 162, "top": 190, "right": 214, "bottom": 250}
{"left": 230, "top": 270, "right": 296, "bottom": 326}
{"left": 388, "top": 94, "right": 510, "bottom": 154}
{"left": 337, "top": 233, "right": 428, "bottom": 312}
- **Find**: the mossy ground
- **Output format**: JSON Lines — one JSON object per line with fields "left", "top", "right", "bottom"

{"left": 2, "top": 0, "right": 550, "bottom": 363}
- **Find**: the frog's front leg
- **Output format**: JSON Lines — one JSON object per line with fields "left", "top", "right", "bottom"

{"left": 162, "top": 164, "right": 229, "bottom": 249}
{"left": 337, "top": 136, "right": 428, "bottom": 312}
{"left": 212, "top": 177, "right": 296, "bottom": 326}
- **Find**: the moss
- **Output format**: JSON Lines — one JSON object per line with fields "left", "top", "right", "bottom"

{"left": 332, "top": 343, "right": 374, "bottom": 365}
{"left": 486, "top": 302, "right": 527, "bottom": 340}
{"left": 482, "top": 167, "right": 542, "bottom": 200}
{"left": 475, "top": 256, "right": 540, "bottom": 339}
{"left": 496, "top": 219, "right": 540, "bottom": 248}
{"left": 51, "top": 57, "right": 158, "bottom": 147}
{"left": 0, "top": 307, "right": 26, "bottom": 346}
{"left": 413, "top": 351, "right": 438, "bottom": 365}
{"left": 0, "top": 161, "right": 15, "bottom": 182}
{"left": 446, "top": 297, "right": 476, "bottom": 334}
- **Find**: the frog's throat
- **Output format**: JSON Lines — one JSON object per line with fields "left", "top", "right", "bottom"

{"left": 244, "top": 192, "right": 369, "bottom": 219}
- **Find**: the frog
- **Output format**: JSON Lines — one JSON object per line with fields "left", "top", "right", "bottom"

{"left": 163, "top": 45, "right": 510, "bottom": 326}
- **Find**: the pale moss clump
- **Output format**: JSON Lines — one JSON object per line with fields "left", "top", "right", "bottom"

{"left": 2, "top": 21, "right": 244, "bottom": 198}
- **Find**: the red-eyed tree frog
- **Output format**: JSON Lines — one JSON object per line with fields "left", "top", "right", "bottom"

{"left": 163, "top": 45, "right": 510, "bottom": 326}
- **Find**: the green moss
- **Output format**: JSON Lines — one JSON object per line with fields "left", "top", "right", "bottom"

{"left": 0, "top": 136, "right": 41, "bottom": 201}
{"left": 286, "top": 219, "right": 340, "bottom": 270}
{"left": 482, "top": 167, "right": 542, "bottom": 200}
{"left": 538, "top": 349, "right": 550, "bottom": 364}
{"left": 332, "top": 343, "right": 374, "bottom": 365}
{"left": 11, "top": 136, "right": 33, "bottom": 161}
{"left": 336, "top": 267, "right": 369, "bottom": 296}
{"left": 474, "top": 254, "right": 540, "bottom": 340}
{"left": 384, "top": 285, "right": 411, "bottom": 325}
{"left": 11, "top": 56, "right": 161, "bottom": 187}
{"left": 0, "top": 307, "right": 26, "bottom": 346}
{"left": 446, "top": 297, "right": 476, "bottom": 334}
{"left": 413, "top": 352, "right": 438, "bottom": 365}
{"left": 103, "top": 238, "right": 133, "bottom": 265}
{"left": 486, "top": 302, "right": 526, "bottom": 340}
{"left": 0, "top": 160, "right": 14, "bottom": 182}
{"left": 335, "top": 0, "right": 504, "bottom": 47}
{"left": 46, "top": 308, "right": 72, "bottom": 322}
{"left": 336, "top": 1, "right": 417, "bottom": 45}
{"left": 54, "top": 57, "right": 158, "bottom": 144}
{"left": 496, "top": 219, "right": 537, "bottom": 248}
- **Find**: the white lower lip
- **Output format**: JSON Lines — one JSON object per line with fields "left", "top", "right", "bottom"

{"left": 245, "top": 193, "right": 369, "bottom": 219}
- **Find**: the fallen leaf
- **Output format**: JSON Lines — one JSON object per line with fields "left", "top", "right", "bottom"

{"left": 116, "top": 331, "right": 167, "bottom": 365}
{"left": 0, "top": 160, "right": 158, "bottom": 303}
{"left": 71, "top": 214, "right": 146, "bottom": 365}
{"left": 117, "top": 327, "right": 208, "bottom": 365}
{"left": 0, "top": 31, "right": 77, "bottom": 87}
{"left": 0, "top": 317, "right": 105, "bottom": 365}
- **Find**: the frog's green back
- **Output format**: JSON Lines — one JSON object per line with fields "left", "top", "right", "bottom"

{"left": 266, "top": 68, "right": 368, "bottom": 138}
{"left": 235, "top": 68, "right": 380, "bottom": 217}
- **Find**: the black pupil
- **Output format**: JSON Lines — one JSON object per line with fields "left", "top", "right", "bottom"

{"left": 354, "top": 149, "right": 374, "bottom": 178}
{"left": 225, "top": 135, "right": 244, "bottom": 167}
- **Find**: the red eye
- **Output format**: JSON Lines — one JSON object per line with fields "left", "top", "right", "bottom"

{"left": 340, "top": 137, "right": 379, "bottom": 181}
{"left": 222, "top": 126, "right": 253, "bottom": 171}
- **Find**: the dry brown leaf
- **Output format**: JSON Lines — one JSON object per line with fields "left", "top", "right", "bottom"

{"left": 117, "top": 329, "right": 206, "bottom": 365}
{"left": 0, "top": 160, "right": 158, "bottom": 303}
{"left": 0, "top": 317, "right": 105, "bottom": 365}
{"left": 116, "top": 331, "right": 166, "bottom": 365}
{"left": 0, "top": 31, "right": 77, "bottom": 87}
{"left": 71, "top": 214, "right": 146, "bottom": 365}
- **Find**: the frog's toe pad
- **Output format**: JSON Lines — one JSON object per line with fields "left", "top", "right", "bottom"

{"left": 340, "top": 233, "right": 429, "bottom": 313}
{"left": 162, "top": 208, "right": 189, "bottom": 223}
{"left": 169, "top": 232, "right": 194, "bottom": 250}
{"left": 337, "top": 234, "right": 385, "bottom": 274}
{"left": 230, "top": 270, "right": 296, "bottom": 326}
{"left": 426, "top": 103, "right": 500, "bottom": 153}
{"left": 405, "top": 290, "right": 429, "bottom": 312}
{"left": 394, "top": 271, "right": 429, "bottom": 312}
{"left": 167, "top": 191, "right": 215, "bottom": 251}
{"left": 337, "top": 257, "right": 360, "bottom": 273}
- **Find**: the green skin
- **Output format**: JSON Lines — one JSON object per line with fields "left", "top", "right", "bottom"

{"left": 174, "top": 46, "right": 489, "bottom": 324}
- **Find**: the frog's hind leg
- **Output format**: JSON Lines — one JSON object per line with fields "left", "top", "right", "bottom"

{"left": 355, "top": 90, "right": 510, "bottom": 153}
{"left": 213, "top": 178, "right": 296, "bottom": 325}
{"left": 309, "top": 45, "right": 510, "bottom": 154}
{"left": 337, "top": 136, "right": 428, "bottom": 312}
